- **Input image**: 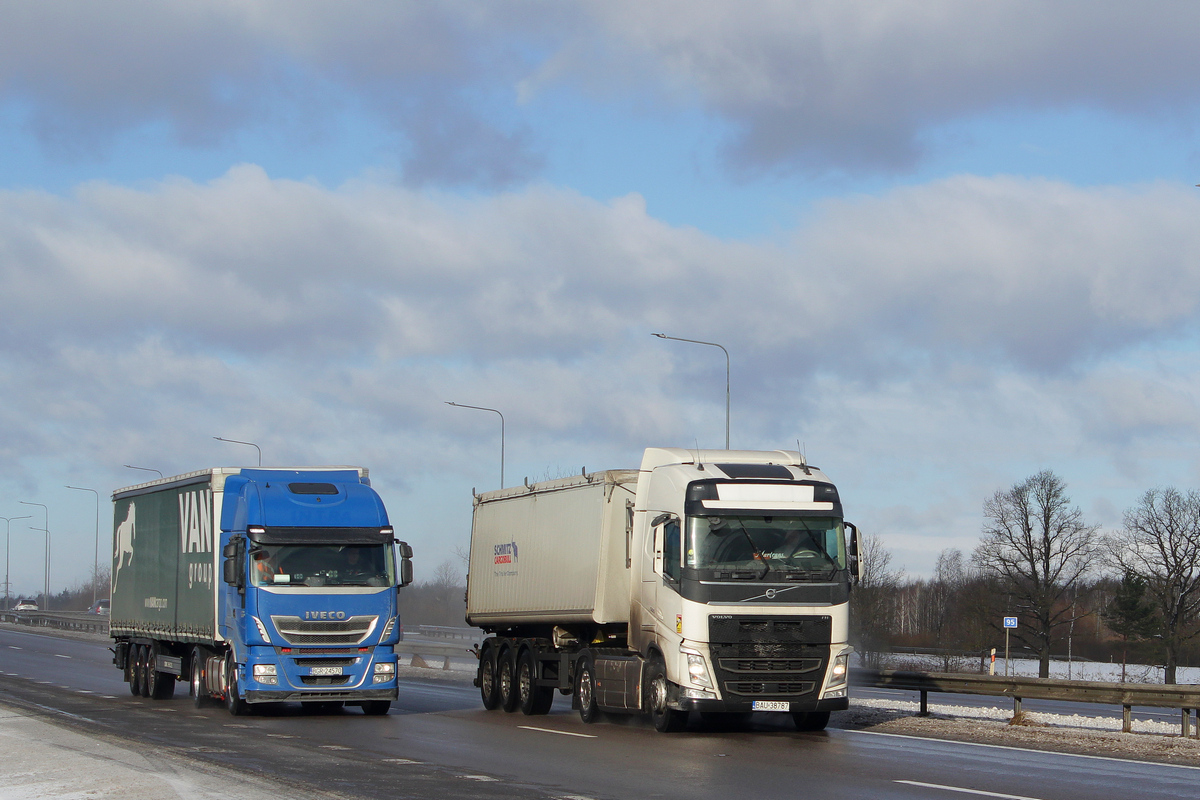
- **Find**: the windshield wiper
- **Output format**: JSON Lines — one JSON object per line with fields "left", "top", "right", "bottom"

{"left": 729, "top": 518, "right": 772, "bottom": 579}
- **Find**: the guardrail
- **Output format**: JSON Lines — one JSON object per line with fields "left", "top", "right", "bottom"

{"left": 853, "top": 668, "right": 1200, "bottom": 737}
{"left": 0, "top": 610, "right": 109, "bottom": 634}
{"left": 416, "top": 625, "right": 480, "bottom": 642}
{"left": 396, "top": 640, "right": 477, "bottom": 671}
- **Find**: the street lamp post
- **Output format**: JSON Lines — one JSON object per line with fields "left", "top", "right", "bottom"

{"left": 214, "top": 437, "right": 262, "bottom": 466}
{"left": 445, "top": 402, "right": 505, "bottom": 488}
{"left": 123, "top": 464, "right": 164, "bottom": 479}
{"left": 652, "top": 332, "right": 731, "bottom": 449}
{"left": 1, "top": 515, "right": 32, "bottom": 610}
{"left": 19, "top": 501, "right": 49, "bottom": 611}
{"left": 66, "top": 486, "right": 100, "bottom": 605}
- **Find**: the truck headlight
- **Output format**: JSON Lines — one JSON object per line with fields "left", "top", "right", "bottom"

{"left": 374, "top": 662, "right": 395, "bottom": 675}
{"left": 827, "top": 653, "right": 849, "bottom": 688}
{"left": 683, "top": 652, "right": 712, "bottom": 689}
{"left": 252, "top": 664, "right": 278, "bottom": 685}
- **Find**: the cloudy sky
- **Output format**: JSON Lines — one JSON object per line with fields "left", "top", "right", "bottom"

{"left": 4, "top": 1, "right": 1200, "bottom": 598}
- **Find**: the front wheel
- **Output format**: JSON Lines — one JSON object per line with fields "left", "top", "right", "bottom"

{"left": 646, "top": 657, "right": 687, "bottom": 733}
{"left": 361, "top": 701, "right": 391, "bottom": 715}
{"left": 575, "top": 657, "right": 601, "bottom": 724}
{"left": 224, "top": 656, "right": 250, "bottom": 716}
{"left": 792, "top": 710, "right": 830, "bottom": 731}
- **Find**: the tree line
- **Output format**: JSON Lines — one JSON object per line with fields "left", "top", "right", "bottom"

{"left": 851, "top": 470, "right": 1200, "bottom": 683}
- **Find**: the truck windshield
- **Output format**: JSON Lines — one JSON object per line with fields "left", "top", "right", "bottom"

{"left": 686, "top": 515, "right": 846, "bottom": 574}
{"left": 250, "top": 543, "right": 395, "bottom": 587}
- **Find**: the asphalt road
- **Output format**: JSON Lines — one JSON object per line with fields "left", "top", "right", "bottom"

{"left": 2, "top": 626, "right": 1198, "bottom": 800}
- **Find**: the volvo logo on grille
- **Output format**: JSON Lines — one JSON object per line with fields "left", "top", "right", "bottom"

{"left": 764, "top": 589, "right": 777, "bottom": 599}
{"left": 303, "top": 610, "right": 347, "bottom": 620}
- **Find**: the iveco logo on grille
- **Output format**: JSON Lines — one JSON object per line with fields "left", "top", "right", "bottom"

{"left": 303, "top": 611, "right": 347, "bottom": 620}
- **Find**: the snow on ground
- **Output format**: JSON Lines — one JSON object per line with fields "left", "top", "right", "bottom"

{"left": 850, "top": 697, "right": 1186, "bottom": 736}
{"left": 869, "top": 652, "right": 1200, "bottom": 684}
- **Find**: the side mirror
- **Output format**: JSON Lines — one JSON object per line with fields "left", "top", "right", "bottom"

{"left": 845, "top": 522, "right": 860, "bottom": 582}
{"left": 222, "top": 538, "right": 245, "bottom": 589}
{"left": 397, "top": 541, "right": 414, "bottom": 587}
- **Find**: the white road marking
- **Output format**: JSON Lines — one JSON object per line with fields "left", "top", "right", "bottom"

{"left": 320, "top": 745, "right": 351, "bottom": 750}
{"left": 517, "top": 725, "right": 598, "bottom": 738}
{"left": 266, "top": 734, "right": 295, "bottom": 738}
{"left": 9, "top": 646, "right": 22, "bottom": 650}
{"left": 382, "top": 758, "right": 422, "bottom": 764}
{"left": 895, "top": 781, "right": 1042, "bottom": 800}
{"left": 457, "top": 775, "right": 499, "bottom": 782}
{"left": 845, "top": 729, "right": 1200, "bottom": 771}
{"left": 54, "top": 654, "right": 71, "bottom": 659}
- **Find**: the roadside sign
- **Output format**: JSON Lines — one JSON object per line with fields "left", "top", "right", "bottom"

{"left": 1003, "top": 616, "right": 1018, "bottom": 629}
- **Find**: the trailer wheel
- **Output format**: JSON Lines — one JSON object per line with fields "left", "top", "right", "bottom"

{"left": 575, "top": 656, "right": 601, "bottom": 724}
{"left": 224, "top": 656, "right": 250, "bottom": 716}
{"left": 147, "top": 643, "right": 175, "bottom": 700}
{"left": 791, "top": 710, "right": 830, "bottom": 732}
{"left": 497, "top": 648, "right": 519, "bottom": 712}
{"left": 137, "top": 645, "right": 153, "bottom": 698}
{"left": 479, "top": 645, "right": 500, "bottom": 710}
{"left": 646, "top": 657, "right": 687, "bottom": 733}
{"left": 127, "top": 646, "right": 142, "bottom": 696}
{"left": 517, "top": 649, "right": 553, "bottom": 716}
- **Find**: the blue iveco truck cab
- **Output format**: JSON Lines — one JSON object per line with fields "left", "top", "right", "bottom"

{"left": 110, "top": 466, "right": 413, "bottom": 716}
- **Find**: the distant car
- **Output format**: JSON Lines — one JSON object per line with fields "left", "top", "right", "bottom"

{"left": 13, "top": 599, "right": 38, "bottom": 612}
{"left": 87, "top": 599, "right": 110, "bottom": 615}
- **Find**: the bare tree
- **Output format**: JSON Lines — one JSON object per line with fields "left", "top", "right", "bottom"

{"left": 929, "top": 548, "right": 967, "bottom": 671}
{"left": 850, "top": 533, "right": 903, "bottom": 669}
{"left": 973, "top": 470, "right": 1099, "bottom": 678}
{"left": 1104, "top": 487, "right": 1200, "bottom": 684}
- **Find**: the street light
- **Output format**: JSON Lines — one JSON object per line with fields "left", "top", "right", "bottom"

{"left": 1, "top": 515, "right": 31, "bottom": 610}
{"left": 123, "top": 464, "right": 164, "bottom": 479}
{"left": 652, "top": 332, "right": 731, "bottom": 449}
{"left": 19, "top": 501, "right": 49, "bottom": 611}
{"left": 445, "top": 402, "right": 505, "bottom": 488}
{"left": 213, "top": 436, "right": 262, "bottom": 466}
{"left": 66, "top": 486, "right": 100, "bottom": 605}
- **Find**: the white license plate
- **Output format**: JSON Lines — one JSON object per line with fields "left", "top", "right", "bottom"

{"left": 310, "top": 666, "right": 343, "bottom": 676}
{"left": 752, "top": 701, "right": 791, "bottom": 712}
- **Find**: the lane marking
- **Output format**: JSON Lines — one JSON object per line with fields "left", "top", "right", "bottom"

{"left": 518, "top": 725, "right": 598, "bottom": 738}
{"left": 895, "top": 780, "right": 1042, "bottom": 800}
{"left": 54, "top": 654, "right": 71, "bottom": 659}
{"left": 267, "top": 734, "right": 295, "bottom": 739}
{"left": 320, "top": 745, "right": 351, "bottom": 750}
{"left": 382, "top": 758, "right": 422, "bottom": 764}
{"left": 457, "top": 775, "right": 499, "bottom": 782}
{"left": 8, "top": 646, "right": 22, "bottom": 650}
{"left": 845, "top": 729, "right": 1200, "bottom": 771}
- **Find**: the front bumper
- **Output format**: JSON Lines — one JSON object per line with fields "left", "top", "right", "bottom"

{"left": 244, "top": 687, "right": 398, "bottom": 704}
{"left": 676, "top": 695, "right": 849, "bottom": 713}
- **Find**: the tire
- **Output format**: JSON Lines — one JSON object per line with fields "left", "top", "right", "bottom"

{"left": 224, "top": 656, "right": 250, "bottom": 716}
{"left": 479, "top": 645, "right": 500, "bottom": 710}
{"left": 147, "top": 643, "right": 175, "bottom": 700}
{"left": 190, "top": 647, "right": 209, "bottom": 708}
{"left": 646, "top": 657, "right": 687, "bottom": 733}
{"left": 575, "top": 656, "right": 601, "bottom": 724}
{"left": 127, "top": 645, "right": 142, "bottom": 697}
{"left": 497, "top": 648, "right": 519, "bottom": 713}
{"left": 137, "top": 645, "right": 153, "bottom": 698}
{"left": 517, "top": 649, "right": 554, "bottom": 716}
{"left": 792, "top": 710, "right": 830, "bottom": 732}
{"left": 361, "top": 700, "right": 391, "bottom": 715}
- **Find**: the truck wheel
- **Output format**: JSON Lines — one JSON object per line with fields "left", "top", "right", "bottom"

{"left": 575, "top": 657, "right": 601, "bottom": 724}
{"left": 127, "top": 646, "right": 142, "bottom": 696}
{"left": 497, "top": 649, "right": 519, "bottom": 712}
{"left": 190, "top": 647, "right": 209, "bottom": 708}
{"left": 792, "top": 710, "right": 830, "bottom": 732}
{"left": 137, "top": 645, "right": 153, "bottom": 698}
{"left": 479, "top": 645, "right": 500, "bottom": 710}
{"left": 224, "top": 656, "right": 250, "bottom": 716}
{"left": 361, "top": 701, "right": 391, "bottom": 715}
{"left": 646, "top": 657, "right": 687, "bottom": 733}
{"left": 517, "top": 649, "right": 553, "bottom": 716}
{"left": 148, "top": 643, "right": 175, "bottom": 700}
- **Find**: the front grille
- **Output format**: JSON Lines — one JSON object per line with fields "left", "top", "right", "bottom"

{"left": 271, "top": 615, "right": 378, "bottom": 646}
{"left": 300, "top": 675, "right": 352, "bottom": 686}
{"left": 718, "top": 657, "right": 822, "bottom": 674}
{"left": 709, "top": 616, "right": 831, "bottom": 700}
{"left": 725, "top": 681, "right": 816, "bottom": 697}
{"left": 292, "top": 657, "right": 358, "bottom": 668}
